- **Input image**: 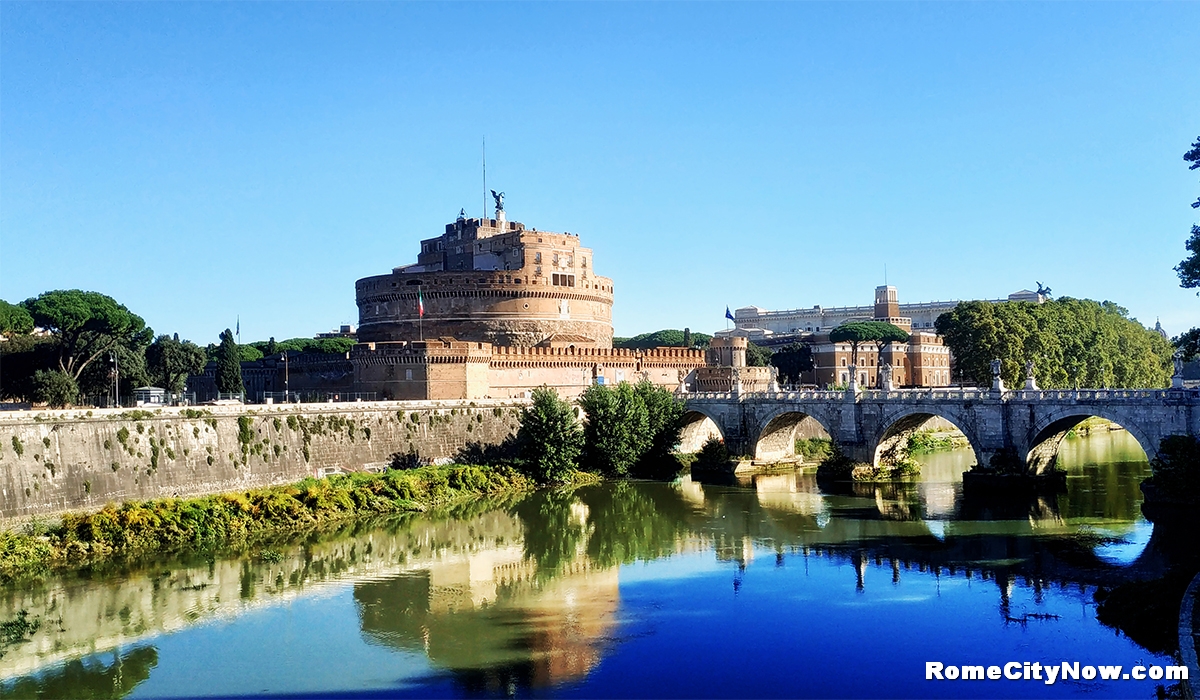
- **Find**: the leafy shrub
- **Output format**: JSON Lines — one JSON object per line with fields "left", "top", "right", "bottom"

{"left": 692, "top": 437, "right": 730, "bottom": 471}
{"left": 516, "top": 387, "right": 583, "bottom": 484}
{"left": 31, "top": 370, "right": 77, "bottom": 408}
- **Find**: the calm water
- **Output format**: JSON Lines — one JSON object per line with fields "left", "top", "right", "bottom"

{"left": 2, "top": 430, "right": 1197, "bottom": 699}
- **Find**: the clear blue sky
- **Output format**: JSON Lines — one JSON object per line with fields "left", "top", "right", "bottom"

{"left": 3, "top": 2, "right": 1198, "bottom": 344}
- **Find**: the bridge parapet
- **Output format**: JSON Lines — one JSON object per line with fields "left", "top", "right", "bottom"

{"left": 683, "top": 388, "right": 1200, "bottom": 403}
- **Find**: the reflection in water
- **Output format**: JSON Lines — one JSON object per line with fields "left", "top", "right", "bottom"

{"left": 356, "top": 566, "right": 619, "bottom": 691}
{"left": 0, "top": 646, "right": 157, "bottom": 699}
{"left": 0, "top": 431, "right": 1195, "bottom": 698}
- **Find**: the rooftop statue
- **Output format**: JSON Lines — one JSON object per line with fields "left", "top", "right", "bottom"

{"left": 490, "top": 190, "right": 505, "bottom": 213}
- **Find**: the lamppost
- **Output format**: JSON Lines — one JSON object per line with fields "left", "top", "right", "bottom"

{"left": 282, "top": 351, "right": 289, "bottom": 403}
{"left": 110, "top": 351, "right": 119, "bottom": 408}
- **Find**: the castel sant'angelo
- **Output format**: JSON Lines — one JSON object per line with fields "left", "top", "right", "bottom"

{"left": 349, "top": 194, "right": 743, "bottom": 400}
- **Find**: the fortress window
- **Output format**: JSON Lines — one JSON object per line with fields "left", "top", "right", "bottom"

{"left": 535, "top": 252, "right": 542, "bottom": 263}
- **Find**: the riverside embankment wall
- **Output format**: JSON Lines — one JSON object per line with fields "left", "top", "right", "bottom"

{"left": 0, "top": 399, "right": 526, "bottom": 520}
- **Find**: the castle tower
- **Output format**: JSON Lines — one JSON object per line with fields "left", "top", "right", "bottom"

{"left": 707, "top": 337, "right": 748, "bottom": 368}
{"left": 354, "top": 213, "right": 615, "bottom": 348}
{"left": 873, "top": 285, "right": 912, "bottom": 331}
{"left": 874, "top": 285, "right": 900, "bottom": 319}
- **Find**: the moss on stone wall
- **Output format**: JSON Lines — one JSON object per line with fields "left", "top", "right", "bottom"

{"left": 0, "top": 464, "right": 540, "bottom": 584}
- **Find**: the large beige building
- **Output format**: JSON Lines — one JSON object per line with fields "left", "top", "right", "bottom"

{"left": 718, "top": 285, "right": 986, "bottom": 388}
{"left": 352, "top": 208, "right": 707, "bottom": 400}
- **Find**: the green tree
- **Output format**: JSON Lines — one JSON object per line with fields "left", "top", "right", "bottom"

{"left": 0, "top": 335, "right": 58, "bottom": 401}
{"left": 20, "top": 290, "right": 151, "bottom": 381}
{"left": 633, "top": 380, "right": 686, "bottom": 471}
{"left": 214, "top": 329, "right": 245, "bottom": 395}
{"left": 1174, "top": 328, "right": 1200, "bottom": 361}
{"left": 829, "top": 321, "right": 908, "bottom": 367}
{"left": 614, "top": 329, "right": 713, "bottom": 350}
{"left": 265, "top": 337, "right": 278, "bottom": 356}
{"left": 32, "top": 369, "right": 78, "bottom": 408}
{"left": 146, "top": 334, "right": 207, "bottom": 393}
{"left": 935, "top": 298, "right": 1172, "bottom": 389}
{"left": 515, "top": 386, "right": 583, "bottom": 484}
{"left": 683, "top": 328, "right": 692, "bottom": 348}
{"left": 770, "top": 343, "right": 814, "bottom": 385}
{"left": 868, "top": 322, "right": 911, "bottom": 360}
{"left": 1175, "top": 137, "right": 1200, "bottom": 290}
{"left": 746, "top": 341, "right": 772, "bottom": 367}
{"left": 579, "top": 382, "right": 650, "bottom": 477}
{"left": 0, "top": 300, "right": 34, "bottom": 336}
{"left": 76, "top": 340, "right": 150, "bottom": 401}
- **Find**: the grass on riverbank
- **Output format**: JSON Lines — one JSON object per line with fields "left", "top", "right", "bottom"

{"left": 0, "top": 465, "right": 576, "bottom": 584}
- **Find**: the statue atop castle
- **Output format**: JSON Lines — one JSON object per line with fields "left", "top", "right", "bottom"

{"left": 490, "top": 190, "right": 505, "bottom": 215}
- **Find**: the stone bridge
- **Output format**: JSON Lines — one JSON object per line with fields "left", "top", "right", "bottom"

{"left": 680, "top": 387, "right": 1200, "bottom": 474}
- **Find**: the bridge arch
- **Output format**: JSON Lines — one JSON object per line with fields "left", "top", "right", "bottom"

{"left": 871, "top": 408, "right": 983, "bottom": 470}
{"left": 677, "top": 408, "right": 726, "bottom": 454}
{"left": 752, "top": 406, "right": 835, "bottom": 463}
{"left": 1026, "top": 408, "right": 1156, "bottom": 474}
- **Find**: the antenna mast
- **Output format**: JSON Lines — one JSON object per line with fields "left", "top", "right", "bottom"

{"left": 482, "top": 137, "right": 487, "bottom": 220}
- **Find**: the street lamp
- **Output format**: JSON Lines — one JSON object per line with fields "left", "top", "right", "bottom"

{"left": 110, "top": 351, "right": 119, "bottom": 408}
{"left": 282, "top": 351, "right": 289, "bottom": 403}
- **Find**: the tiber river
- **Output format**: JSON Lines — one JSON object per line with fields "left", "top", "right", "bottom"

{"left": 2, "top": 430, "right": 1197, "bottom": 699}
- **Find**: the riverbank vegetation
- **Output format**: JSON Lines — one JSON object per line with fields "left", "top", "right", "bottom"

{"left": 794, "top": 437, "right": 833, "bottom": 461}
{"left": 0, "top": 465, "right": 546, "bottom": 584}
{"left": 510, "top": 383, "right": 688, "bottom": 484}
{"left": 905, "top": 430, "right": 957, "bottom": 453}
{"left": 813, "top": 446, "right": 920, "bottom": 482}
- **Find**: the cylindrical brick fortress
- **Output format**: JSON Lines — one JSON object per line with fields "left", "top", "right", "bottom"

{"left": 356, "top": 216, "right": 614, "bottom": 348}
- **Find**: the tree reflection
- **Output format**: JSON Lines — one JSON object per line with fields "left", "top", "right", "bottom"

{"left": 0, "top": 646, "right": 157, "bottom": 699}
{"left": 575, "top": 482, "right": 698, "bottom": 569}
{"left": 511, "top": 490, "right": 590, "bottom": 580}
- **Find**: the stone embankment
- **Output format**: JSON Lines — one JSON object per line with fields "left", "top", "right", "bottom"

{"left": 0, "top": 400, "right": 526, "bottom": 521}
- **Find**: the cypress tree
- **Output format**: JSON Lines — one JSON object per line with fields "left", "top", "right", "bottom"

{"left": 215, "top": 328, "right": 244, "bottom": 395}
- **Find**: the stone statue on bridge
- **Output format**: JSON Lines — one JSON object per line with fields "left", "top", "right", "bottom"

{"left": 991, "top": 359, "right": 1004, "bottom": 392}
{"left": 1024, "top": 359, "right": 1038, "bottom": 390}
{"left": 1173, "top": 352, "right": 1185, "bottom": 389}
{"left": 879, "top": 362, "right": 894, "bottom": 391}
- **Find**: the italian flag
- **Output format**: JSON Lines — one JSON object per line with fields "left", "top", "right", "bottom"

{"left": 418, "top": 288, "right": 425, "bottom": 318}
